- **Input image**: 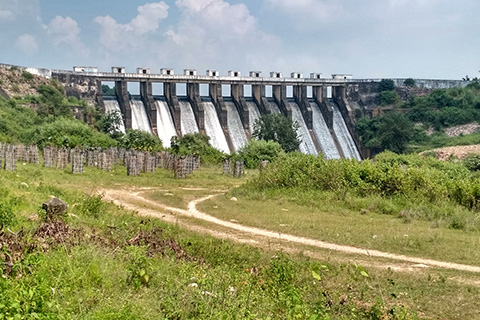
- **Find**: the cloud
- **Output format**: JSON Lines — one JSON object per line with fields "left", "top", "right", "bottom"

{"left": 264, "top": 0, "right": 344, "bottom": 23}
{"left": 0, "top": 0, "right": 39, "bottom": 22}
{"left": 15, "top": 33, "right": 38, "bottom": 53}
{"left": 94, "top": 1, "right": 169, "bottom": 50}
{"left": 45, "top": 16, "right": 89, "bottom": 57}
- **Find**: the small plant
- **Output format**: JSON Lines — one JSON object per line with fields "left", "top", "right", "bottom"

{"left": 0, "top": 198, "right": 16, "bottom": 228}
{"left": 126, "top": 246, "right": 152, "bottom": 289}
{"left": 21, "top": 71, "right": 34, "bottom": 81}
{"left": 403, "top": 78, "right": 416, "bottom": 87}
{"left": 76, "top": 194, "right": 104, "bottom": 218}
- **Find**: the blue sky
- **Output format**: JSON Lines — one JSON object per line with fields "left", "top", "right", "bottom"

{"left": 1, "top": 0, "right": 479, "bottom": 80}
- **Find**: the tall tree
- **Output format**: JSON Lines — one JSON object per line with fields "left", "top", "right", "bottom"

{"left": 253, "top": 113, "right": 301, "bottom": 153}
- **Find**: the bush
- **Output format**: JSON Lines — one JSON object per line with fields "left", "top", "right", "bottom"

{"left": 0, "top": 199, "right": 15, "bottom": 228}
{"left": 25, "top": 117, "right": 117, "bottom": 149}
{"left": 237, "top": 139, "right": 284, "bottom": 169}
{"left": 253, "top": 113, "right": 301, "bottom": 153}
{"left": 379, "top": 91, "right": 399, "bottom": 105}
{"left": 121, "top": 129, "right": 163, "bottom": 152}
{"left": 463, "top": 154, "right": 480, "bottom": 171}
{"left": 378, "top": 79, "right": 395, "bottom": 92}
{"left": 21, "top": 71, "right": 34, "bottom": 81}
{"left": 403, "top": 78, "right": 416, "bottom": 87}
{"left": 170, "top": 133, "right": 224, "bottom": 164}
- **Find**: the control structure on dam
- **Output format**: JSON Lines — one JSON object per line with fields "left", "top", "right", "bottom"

{"left": 49, "top": 65, "right": 469, "bottom": 160}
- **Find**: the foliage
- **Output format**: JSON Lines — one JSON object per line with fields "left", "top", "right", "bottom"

{"left": 462, "top": 154, "right": 480, "bottom": 171}
{"left": 237, "top": 139, "right": 284, "bottom": 169}
{"left": 0, "top": 197, "right": 16, "bottom": 228}
{"left": 356, "top": 113, "right": 415, "bottom": 153}
{"left": 253, "top": 113, "right": 301, "bottom": 153}
{"left": 0, "top": 98, "right": 41, "bottom": 144}
{"left": 170, "top": 133, "right": 224, "bottom": 164}
{"left": 102, "top": 84, "right": 116, "bottom": 96}
{"left": 37, "top": 84, "right": 72, "bottom": 118}
{"left": 21, "top": 71, "right": 34, "bottom": 81}
{"left": 246, "top": 151, "right": 480, "bottom": 222}
{"left": 25, "top": 117, "right": 117, "bottom": 149}
{"left": 120, "top": 129, "right": 163, "bottom": 152}
{"left": 403, "top": 78, "right": 416, "bottom": 87}
{"left": 379, "top": 90, "right": 400, "bottom": 105}
{"left": 378, "top": 79, "right": 395, "bottom": 92}
{"left": 97, "top": 110, "right": 123, "bottom": 135}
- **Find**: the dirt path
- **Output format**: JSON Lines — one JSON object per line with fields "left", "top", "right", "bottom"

{"left": 102, "top": 188, "right": 480, "bottom": 274}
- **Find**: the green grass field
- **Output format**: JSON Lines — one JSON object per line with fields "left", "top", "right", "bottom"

{"left": 1, "top": 162, "right": 480, "bottom": 319}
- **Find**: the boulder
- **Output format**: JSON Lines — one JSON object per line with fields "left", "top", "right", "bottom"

{"left": 42, "top": 197, "right": 68, "bottom": 221}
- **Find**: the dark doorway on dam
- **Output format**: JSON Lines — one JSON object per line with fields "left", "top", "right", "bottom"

{"left": 102, "top": 81, "right": 115, "bottom": 97}
{"left": 152, "top": 83, "right": 164, "bottom": 97}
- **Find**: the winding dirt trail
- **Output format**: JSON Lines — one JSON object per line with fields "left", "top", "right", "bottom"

{"left": 102, "top": 188, "right": 480, "bottom": 274}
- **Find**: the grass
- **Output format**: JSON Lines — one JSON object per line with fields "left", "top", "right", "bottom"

{"left": 197, "top": 189, "right": 480, "bottom": 266}
{"left": 1, "top": 161, "right": 480, "bottom": 319}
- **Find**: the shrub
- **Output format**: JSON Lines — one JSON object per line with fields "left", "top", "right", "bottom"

{"left": 0, "top": 198, "right": 15, "bottom": 228}
{"left": 379, "top": 90, "right": 399, "bottom": 105}
{"left": 378, "top": 79, "right": 395, "bottom": 92}
{"left": 463, "top": 154, "right": 480, "bottom": 171}
{"left": 170, "top": 133, "right": 224, "bottom": 164}
{"left": 21, "top": 71, "right": 34, "bottom": 81}
{"left": 403, "top": 78, "right": 416, "bottom": 87}
{"left": 237, "top": 139, "right": 284, "bottom": 169}
{"left": 121, "top": 129, "right": 162, "bottom": 152}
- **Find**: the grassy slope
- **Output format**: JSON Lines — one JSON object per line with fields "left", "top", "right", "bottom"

{"left": 1, "top": 163, "right": 480, "bottom": 319}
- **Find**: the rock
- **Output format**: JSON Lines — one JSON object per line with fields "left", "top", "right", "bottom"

{"left": 42, "top": 197, "right": 68, "bottom": 221}
{"left": 230, "top": 197, "right": 238, "bottom": 202}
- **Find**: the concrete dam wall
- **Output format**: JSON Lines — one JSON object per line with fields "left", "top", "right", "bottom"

{"left": 38, "top": 65, "right": 471, "bottom": 160}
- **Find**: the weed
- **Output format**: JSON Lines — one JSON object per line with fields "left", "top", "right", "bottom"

{"left": 75, "top": 194, "right": 104, "bottom": 218}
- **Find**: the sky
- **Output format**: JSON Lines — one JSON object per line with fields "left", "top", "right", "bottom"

{"left": 1, "top": 0, "right": 479, "bottom": 80}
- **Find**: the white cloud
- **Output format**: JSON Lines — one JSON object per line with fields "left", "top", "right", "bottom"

{"left": 15, "top": 33, "right": 38, "bottom": 53}
{"left": 46, "top": 16, "right": 89, "bottom": 57}
{"left": 94, "top": 1, "right": 169, "bottom": 50}
{"left": 0, "top": 0, "right": 39, "bottom": 22}
{"left": 265, "top": 0, "right": 344, "bottom": 23}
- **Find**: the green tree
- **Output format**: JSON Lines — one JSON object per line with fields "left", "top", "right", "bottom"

{"left": 102, "top": 85, "right": 116, "bottom": 96}
{"left": 98, "top": 110, "right": 123, "bottom": 135}
{"left": 379, "top": 90, "right": 400, "bottom": 105}
{"left": 237, "top": 139, "right": 284, "bottom": 169}
{"left": 378, "top": 79, "right": 395, "bottom": 92}
{"left": 121, "top": 129, "right": 163, "bottom": 151}
{"left": 37, "top": 84, "right": 72, "bottom": 118}
{"left": 170, "top": 133, "right": 224, "bottom": 164}
{"left": 403, "top": 78, "right": 416, "bottom": 87}
{"left": 253, "top": 113, "right": 301, "bottom": 153}
{"left": 356, "top": 113, "right": 415, "bottom": 154}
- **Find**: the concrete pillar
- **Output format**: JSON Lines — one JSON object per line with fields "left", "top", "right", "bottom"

{"left": 313, "top": 86, "right": 333, "bottom": 129}
{"left": 140, "top": 81, "right": 158, "bottom": 136}
{"left": 115, "top": 80, "right": 132, "bottom": 130}
{"left": 231, "top": 84, "right": 250, "bottom": 132}
{"left": 209, "top": 83, "right": 228, "bottom": 130}
{"left": 164, "top": 82, "right": 182, "bottom": 137}
{"left": 187, "top": 83, "right": 205, "bottom": 133}
{"left": 209, "top": 83, "right": 233, "bottom": 153}
{"left": 293, "top": 85, "right": 313, "bottom": 129}
{"left": 252, "top": 85, "right": 268, "bottom": 114}
{"left": 95, "top": 80, "right": 105, "bottom": 113}
{"left": 273, "top": 85, "right": 292, "bottom": 118}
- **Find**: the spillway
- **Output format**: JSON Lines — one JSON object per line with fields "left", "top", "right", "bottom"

{"left": 202, "top": 101, "right": 231, "bottom": 154}
{"left": 246, "top": 101, "right": 261, "bottom": 134}
{"left": 130, "top": 99, "right": 152, "bottom": 133}
{"left": 179, "top": 100, "right": 199, "bottom": 135}
{"left": 265, "top": 99, "right": 281, "bottom": 114}
{"left": 289, "top": 101, "right": 318, "bottom": 155}
{"left": 103, "top": 99, "right": 126, "bottom": 133}
{"left": 155, "top": 99, "right": 177, "bottom": 148}
{"left": 310, "top": 102, "right": 340, "bottom": 159}
{"left": 327, "top": 99, "right": 361, "bottom": 160}
{"left": 225, "top": 101, "right": 248, "bottom": 151}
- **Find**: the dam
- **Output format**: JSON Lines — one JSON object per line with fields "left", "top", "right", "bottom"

{"left": 46, "top": 65, "right": 469, "bottom": 160}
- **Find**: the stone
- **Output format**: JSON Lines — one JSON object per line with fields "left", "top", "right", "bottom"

{"left": 42, "top": 197, "right": 68, "bottom": 221}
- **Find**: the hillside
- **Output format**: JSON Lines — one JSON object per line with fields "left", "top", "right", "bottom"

{"left": 0, "top": 67, "right": 49, "bottom": 98}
